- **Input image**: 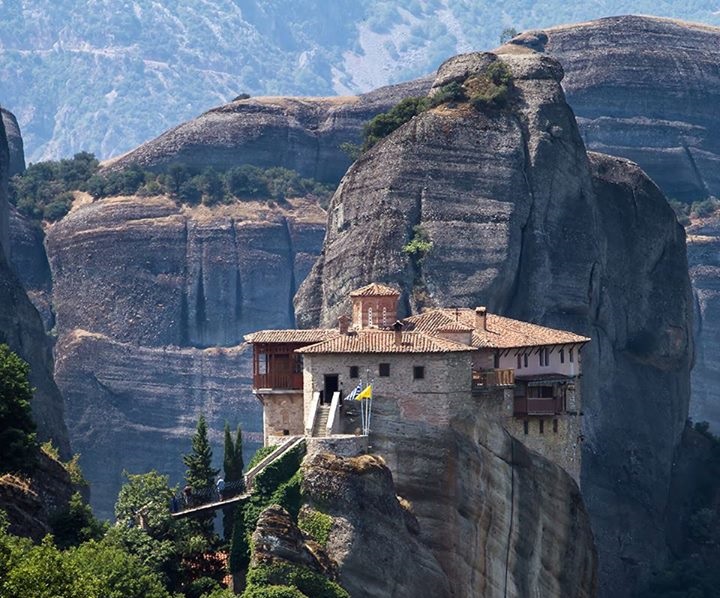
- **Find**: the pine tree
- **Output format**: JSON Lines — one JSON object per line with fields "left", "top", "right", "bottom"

{"left": 222, "top": 422, "right": 244, "bottom": 539}
{"left": 182, "top": 414, "right": 219, "bottom": 496}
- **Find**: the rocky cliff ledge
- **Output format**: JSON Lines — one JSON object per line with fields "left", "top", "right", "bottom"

{"left": 509, "top": 15, "right": 720, "bottom": 202}
{"left": 296, "top": 50, "right": 692, "bottom": 597}
{"left": 0, "top": 105, "right": 69, "bottom": 456}
{"left": 104, "top": 77, "right": 432, "bottom": 184}
{"left": 45, "top": 195, "right": 326, "bottom": 517}
{"left": 1, "top": 107, "right": 25, "bottom": 177}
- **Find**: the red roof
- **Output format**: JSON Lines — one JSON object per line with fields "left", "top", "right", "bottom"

{"left": 244, "top": 329, "right": 339, "bottom": 344}
{"left": 349, "top": 283, "right": 401, "bottom": 297}
{"left": 296, "top": 330, "right": 473, "bottom": 354}
{"left": 403, "top": 309, "right": 589, "bottom": 349}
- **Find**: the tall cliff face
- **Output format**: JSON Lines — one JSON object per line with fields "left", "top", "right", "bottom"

{"left": 105, "top": 77, "right": 432, "bottom": 184}
{"left": 686, "top": 217, "right": 720, "bottom": 429}
{"left": 1, "top": 108, "right": 25, "bottom": 176}
{"left": 45, "top": 195, "right": 326, "bottom": 517}
{"left": 296, "top": 50, "right": 692, "bottom": 597}
{"left": 511, "top": 15, "right": 720, "bottom": 203}
{"left": 0, "top": 106, "right": 69, "bottom": 456}
{"left": 303, "top": 428, "right": 596, "bottom": 598}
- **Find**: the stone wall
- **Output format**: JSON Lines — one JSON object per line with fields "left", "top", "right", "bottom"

{"left": 260, "top": 391, "right": 304, "bottom": 444}
{"left": 302, "top": 351, "right": 473, "bottom": 421}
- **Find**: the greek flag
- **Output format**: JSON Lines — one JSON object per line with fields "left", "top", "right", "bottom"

{"left": 345, "top": 383, "right": 362, "bottom": 402}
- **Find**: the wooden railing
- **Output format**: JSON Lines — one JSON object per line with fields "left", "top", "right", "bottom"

{"left": 513, "top": 397, "right": 563, "bottom": 416}
{"left": 472, "top": 368, "right": 515, "bottom": 390}
{"left": 253, "top": 372, "right": 304, "bottom": 390}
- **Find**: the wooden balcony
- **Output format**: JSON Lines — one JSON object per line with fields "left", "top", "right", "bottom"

{"left": 472, "top": 368, "right": 515, "bottom": 392}
{"left": 252, "top": 372, "right": 304, "bottom": 390}
{"left": 513, "top": 396, "right": 563, "bottom": 416}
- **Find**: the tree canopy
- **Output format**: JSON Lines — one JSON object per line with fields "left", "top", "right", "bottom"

{"left": 0, "top": 344, "right": 37, "bottom": 473}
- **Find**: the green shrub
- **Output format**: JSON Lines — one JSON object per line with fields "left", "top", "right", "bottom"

{"left": 362, "top": 96, "right": 429, "bottom": 151}
{"left": 270, "top": 471, "right": 303, "bottom": 521}
{"left": 252, "top": 444, "right": 305, "bottom": 499}
{"left": 691, "top": 197, "right": 720, "bottom": 218}
{"left": 49, "top": 492, "right": 106, "bottom": 550}
{"left": 403, "top": 225, "right": 433, "bottom": 261}
{"left": 467, "top": 61, "right": 513, "bottom": 111}
{"left": 247, "top": 445, "right": 278, "bottom": 471}
{"left": 429, "top": 81, "right": 467, "bottom": 107}
{"left": 242, "top": 585, "right": 306, "bottom": 598}
{"left": 0, "top": 344, "right": 37, "bottom": 474}
{"left": 298, "top": 508, "right": 333, "bottom": 547}
{"left": 245, "top": 563, "right": 349, "bottom": 598}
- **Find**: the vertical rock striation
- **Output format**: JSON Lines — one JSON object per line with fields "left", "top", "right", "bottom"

{"left": 45, "top": 196, "right": 326, "bottom": 517}
{"left": 515, "top": 15, "right": 720, "bottom": 203}
{"left": 296, "top": 50, "right": 692, "bottom": 597}
{"left": 1, "top": 107, "right": 25, "bottom": 177}
{"left": 0, "top": 105, "right": 69, "bottom": 456}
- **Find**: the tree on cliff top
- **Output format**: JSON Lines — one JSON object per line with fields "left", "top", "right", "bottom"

{"left": 0, "top": 344, "right": 37, "bottom": 473}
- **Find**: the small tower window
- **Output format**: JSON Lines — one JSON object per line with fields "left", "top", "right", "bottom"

{"left": 553, "top": 419, "right": 558, "bottom": 433}
{"left": 349, "top": 366, "right": 359, "bottom": 379}
{"left": 379, "top": 363, "right": 390, "bottom": 377}
{"left": 368, "top": 307, "right": 373, "bottom": 327}
{"left": 560, "top": 348, "right": 565, "bottom": 364}
{"left": 494, "top": 353, "right": 500, "bottom": 369}
{"left": 539, "top": 420, "right": 544, "bottom": 434}
{"left": 413, "top": 366, "right": 425, "bottom": 380}
{"left": 523, "top": 420, "right": 529, "bottom": 435}
{"left": 569, "top": 348, "right": 574, "bottom": 362}
{"left": 524, "top": 354, "right": 528, "bottom": 368}
{"left": 517, "top": 354, "right": 522, "bottom": 369}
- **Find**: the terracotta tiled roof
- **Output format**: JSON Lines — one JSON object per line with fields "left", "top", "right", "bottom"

{"left": 349, "top": 283, "right": 401, "bottom": 297}
{"left": 296, "top": 330, "right": 474, "bottom": 354}
{"left": 244, "top": 329, "right": 339, "bottom": 344}
{"left": 403, "top": 309, "right": 590, "bottom": 349}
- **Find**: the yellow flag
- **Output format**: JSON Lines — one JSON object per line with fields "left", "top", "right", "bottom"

{"left": 356, "top": 384, "right": 372, "bottom": 400}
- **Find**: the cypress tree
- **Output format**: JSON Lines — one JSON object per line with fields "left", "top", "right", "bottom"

{"left": 182, "top": 414, "right": 219, "bottom": 537}
{"left": 222, "top": 423, "right": 244, "bottom": 539}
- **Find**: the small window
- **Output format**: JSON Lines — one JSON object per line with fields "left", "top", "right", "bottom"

{"left": 524, "top": 354, "right": 528, "bottom": 368}
{"left": 494, "top": 353, "right": 500, "bottom": 369}
{"left": 349, "top": 366, "right": 359, "bottom": 379}
{"left": 539, "top": 348, "right": 549, "bottom": 367}
{"left": 539, "top": 420, "right": 544, "bottom": 434}
{"left": 413, "top": 366, "right": 425, "bottom": 380}
{"left": 379, "top": 363, "right": 390, "bottom": 377}
{"left": 560, "top": 349, "right": 565, "bottom": 364}
{"left": 553, "top": 419, "right": 558, "bottom": 433}
{"left": 569, "top": 348, "right": 574, "bottom": 363}
{"left": 517, "top": 354, "right": 522, "bottom": 369}
{"left": 523, "top": 420, "right": 529, "bottom": 435}
{"left": 283, "top": 429, "right": 290, "bottom": 436}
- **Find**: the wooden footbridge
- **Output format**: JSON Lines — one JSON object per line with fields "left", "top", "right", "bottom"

{"left": 171, "top": 436, "right": 304, "bottom": 519}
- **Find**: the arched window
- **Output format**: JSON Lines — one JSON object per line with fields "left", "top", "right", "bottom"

{"left": 368, "top": 307, "right": 373, "bottom": 327}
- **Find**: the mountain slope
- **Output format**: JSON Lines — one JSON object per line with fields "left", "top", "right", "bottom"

{"left": 2, "top": 2, "right": 720, "bottom": 162}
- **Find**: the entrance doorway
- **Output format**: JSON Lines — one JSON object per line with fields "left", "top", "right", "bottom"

{"left": 323, "top": 374, "right": 339, "bottom": 405}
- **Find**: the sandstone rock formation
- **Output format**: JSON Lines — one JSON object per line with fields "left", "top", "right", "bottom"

{"left": 104, "top": 77, "right": 432, "bottom": 184}
{"left": 686, "top": 216, "right": 720, "bottom": 429}
{"left": 0, "top": 104, "right": 69, "bottom": 456}
{"left": 296, "top": 50, "right": 692, "bottom": 597}
{"left": 302, "top": 452, "right": 452, "bottom": 597}
{"left": 1, "top": 107, "right": 25, "bottom": 176}
{"left": 0, "top": 450, "right": 75, "bottom": 541}
{"left": 508, "top": 16, "right": 720, "bottom": 203}
{"left": 45, "top": 195, "right": 326, "bottom": 517}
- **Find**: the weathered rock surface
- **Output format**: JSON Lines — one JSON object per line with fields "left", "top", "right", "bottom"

{"left": 302, "top": 452, "right": 452, "bottom": 598}
{"left": 104, "top": 77, "right": 432, "bottom": 184}
{"left": 1, "top": 107, "right": 25, "bottom": 176}
{"left": 54, "top": 329, "right": 260, "bottom": 519}
{"left": 508, "top": 15, "right": 720, "bottom": 202}
{"left": 0, "top": 103, "right": 69, "bottom": 456}
{"left": 0, "top": 450, "right": 75, "bottom": 541}
{"left": 45, "top": 195, "right": 326, "bottom": 517}
{"left": 8, "top": 206, "right": 54, "bottom": 329}
{"left": 686, "top": 215, "right": 720, "bottom": 430}
{"left": 296, "top": 50, "right": 692, "bottom": 597}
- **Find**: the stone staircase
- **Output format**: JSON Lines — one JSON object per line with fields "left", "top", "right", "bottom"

{"left": 312, "top": 405, "right": 331, "bottom": 437}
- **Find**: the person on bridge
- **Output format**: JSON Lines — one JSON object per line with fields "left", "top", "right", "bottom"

{"left": 216, "top": 477, "right": 225, "bottom": 500}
